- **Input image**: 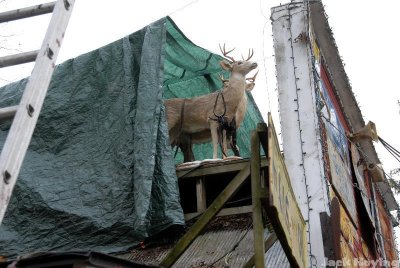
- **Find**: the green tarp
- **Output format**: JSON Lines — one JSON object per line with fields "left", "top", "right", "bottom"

{"left": 0, "top": 17, "right": 263, "bottom": 257}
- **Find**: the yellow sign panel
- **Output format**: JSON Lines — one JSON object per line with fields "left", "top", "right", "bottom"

{"left": 268, "top": 114, "right": 308, "bottom": 268}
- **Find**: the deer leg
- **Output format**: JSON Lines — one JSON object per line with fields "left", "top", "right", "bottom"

{"left": 179, "top": 134, "right": 195, "bottom": 162}
{"left": 222, "top": 129, "right": 228, "bottom": 159}
{"left": 210, "top": 122, "right": 219, "bottom": 159}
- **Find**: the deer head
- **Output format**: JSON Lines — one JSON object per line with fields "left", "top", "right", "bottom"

{"left": 219, "top": 44, "right": 258, "bottom": 76}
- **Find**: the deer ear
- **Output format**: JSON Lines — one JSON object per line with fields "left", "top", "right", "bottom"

{"left": 220, "top": 60, "right": 232, "bottom": 71}
{"left": 245, "top": 82, "right": 255, "bottom": 92}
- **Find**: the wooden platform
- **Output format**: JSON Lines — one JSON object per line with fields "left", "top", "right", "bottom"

{"left": 176, "top": 157, "right": 268, "bottom": 221}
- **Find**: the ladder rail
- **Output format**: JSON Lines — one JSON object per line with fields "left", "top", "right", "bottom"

{"left": 0, "top": 0, "right": 75, "bottom": 224}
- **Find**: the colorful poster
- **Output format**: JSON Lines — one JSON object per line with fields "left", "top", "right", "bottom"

{"left": 327, "top": 136, "right": 357, "bottom": 224}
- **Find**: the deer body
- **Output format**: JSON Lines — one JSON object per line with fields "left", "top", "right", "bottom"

{"left": 165, "top": 46, "right": 257, "bottom": 160}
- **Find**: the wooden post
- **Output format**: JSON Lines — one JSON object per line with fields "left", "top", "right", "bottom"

{"left": 251, "top": 130, "right": 265, "bottom": 268}
{"left": 160, "top": 163, "right": 251, "bottom": 268}
{"left": 243, "top": 233, "right": 278, "bottom": 268}
{"left": 196, "top": 176, "right": 206, "bottom": 212}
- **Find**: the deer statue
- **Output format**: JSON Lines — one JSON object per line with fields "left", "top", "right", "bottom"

{"left": 164, "top": 45, "right": 258, "bottom": 162}
{"left": 175, "top": 72, "right": 258, "bottom": 162}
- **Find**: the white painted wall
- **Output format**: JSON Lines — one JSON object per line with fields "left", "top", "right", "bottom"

{"left": 271, "top": 3, "right": 330, "bottom": 267}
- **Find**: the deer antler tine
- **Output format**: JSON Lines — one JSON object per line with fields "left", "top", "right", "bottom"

{"left": 218, "top": 73, "right": 229, "bottom": 83}
{"left": 252, "top": 70, "right": 258, "bottom": 80}
{"left": 246, "top": 70, "right": 259, "bottom": 82}
{"left": 245, "top": 49, "right": 254, "bottom": 61}
{"left": 219, "top": 43, "right": 236, "bottom": 62}
{"left": 226, "top": 47, "right": 235, "bottom": 54}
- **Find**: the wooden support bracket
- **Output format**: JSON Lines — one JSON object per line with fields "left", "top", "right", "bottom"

{"left": 251, "top": 130, "right": 266, "bottom": 268}
{"left": 160, "top": 163, "right": 251, "bottom": 268}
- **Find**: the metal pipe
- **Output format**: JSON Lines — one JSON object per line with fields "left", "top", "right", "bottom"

{"left": 0, "top": 2, "right": 56, "bottom": 23}
{"left": 0, "top": 106, "right": 18, "bottom": 122}
{"left": 0, "top": 50, "right": 38, "bottom": 68}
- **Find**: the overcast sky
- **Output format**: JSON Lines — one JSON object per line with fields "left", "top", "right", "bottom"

{"left": 1, "top": 0, "right": 400, "bottom": 241}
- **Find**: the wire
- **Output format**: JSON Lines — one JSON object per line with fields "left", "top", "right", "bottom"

{"left": 259, "top": 0, "right": 272, "bottom": 112}
{"left": 379, "top": 137, "right": 400, "bottom": 157}
{"left": 168, "top": 0, "right": 201, "bottom": 17}
{"left": 379, "top": 136, "right": 400, "bottom": 164}
{"left": 321, "top": 115, "right": 398, "bottom": 182}
{"left": 287, "top": 3, "right": 316, "bottom": 267}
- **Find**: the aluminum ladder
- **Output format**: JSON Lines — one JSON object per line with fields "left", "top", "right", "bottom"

{"left": 0, "top": 0, "right": 75, "bottom": 224}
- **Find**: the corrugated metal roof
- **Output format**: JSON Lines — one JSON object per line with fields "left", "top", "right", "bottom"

{"left": 120, "top": 214, "right": 290, "bottom": 267}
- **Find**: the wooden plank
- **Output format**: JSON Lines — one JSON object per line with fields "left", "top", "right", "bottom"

{"left": 0, "top": 0, "right": 75, "bottom": 224}
{"left": 257, "top": 122, "right": 268, "bottom": 155}
{"left": 330, "top": 197, "right": 342, "bottom": 262}
{"left": 0, "top": 50, "right": 38, "bottom": 68}
{"left": 160, "top": 163, "right": 251, "bottom": 268}
{"left": 243, "top": 233, "right": 278, "bottom": 268}
{"left": 177, "top": 157, "right": 267, "bottom": 179}
{"left": 184, "top": 205, "right": 253, "bottom": 221}
{"left": 0, "top": 2, "right": 55, "bottom": 23}
{"left": 196, "top": 177, "right": 206, "bottom": 212}
{"left": 251, "top": 130, "right": 265, "bottom": 268}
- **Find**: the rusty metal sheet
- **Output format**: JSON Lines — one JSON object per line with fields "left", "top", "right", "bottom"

{"left": 121, "top": 221, "right": 290, "bottom": 267}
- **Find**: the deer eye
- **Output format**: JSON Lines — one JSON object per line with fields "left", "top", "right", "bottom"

{"left": 237, "top": 61, "right": 243, "bottom": 65}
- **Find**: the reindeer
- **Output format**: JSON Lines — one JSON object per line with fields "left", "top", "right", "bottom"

{"left": 164, "top": 45, "right": 258, "bottom": 161}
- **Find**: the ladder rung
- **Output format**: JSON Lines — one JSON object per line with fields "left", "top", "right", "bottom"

{"left": 0, "top": 2, "right": 56, "bottom": 23}
{"left": 0, "top": 50, "right": 39, "bottom": 68}
{"left": 0, "top": 106, "right": 18, "bottom": 122}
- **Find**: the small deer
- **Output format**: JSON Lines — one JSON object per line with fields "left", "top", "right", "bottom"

{"left": 165, "top": 45, "right": 258, "bottom": 161}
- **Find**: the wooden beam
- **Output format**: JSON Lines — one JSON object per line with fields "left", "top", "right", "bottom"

{"left": 257, "top": 123, "right": 268, "bottom": 155}
{"left": 243, "top": 233, "right": 278, "bottom": 268}
{"left": 160, "top": 163, "right": 251, "bottom": 268}
{"left": 251, "top": 130, "right": 265, "bottom": 268}
{"left": 177, "top": 157, "right": 267, "bottom": 179}
{"left": 184, "top": 205, "right": 253, "bottom": 221}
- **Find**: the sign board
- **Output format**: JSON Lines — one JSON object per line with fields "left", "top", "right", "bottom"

{"left": 350, "top": 144, "right": 374, "bottom": 225}
{"left": 267, "top": 114, "right": 308, "bottom": 268}
{"left": 327, "top": 136, "right": 358, "bottom": 224}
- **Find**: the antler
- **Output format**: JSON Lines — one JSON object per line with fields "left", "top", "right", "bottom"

{"left": 246, "top": 70, "right": 258, "bottom": 83}
{"left": 218, "top": 73, "right": 229, "bottom": 85}
{"left": 219, "top": 43, "right": 236, "bottom": 62}
{"left": 241, "top": 49, "right": 254, "bottom": 61}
